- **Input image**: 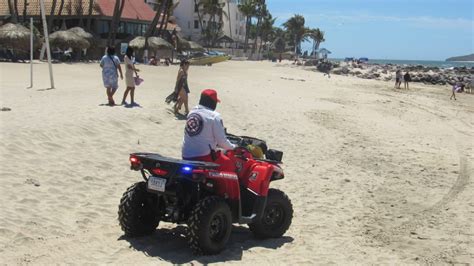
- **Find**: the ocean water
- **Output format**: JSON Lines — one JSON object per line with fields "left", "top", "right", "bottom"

{"left": 332, "top": 58, "right": 474, "bottom": 69}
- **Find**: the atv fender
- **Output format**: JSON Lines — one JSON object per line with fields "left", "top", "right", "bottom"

{"left": 246, "top": 164, "right": 273, "bottom": 196}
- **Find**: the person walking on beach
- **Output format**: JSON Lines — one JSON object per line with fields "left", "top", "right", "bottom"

{"left": 395, "top": 70, "right": 402, "bottom": 89}
{"left": 404, "top": 71, "right": 411, "bottom": 89}
{"left": 450, "top": 82, "right": 464, "bottom": 100}
{"left": 100, "top": 47, "right": 123, "bottom": 106}
{"left": 121, "top": 47, "right": 140, "bottom": 106}
{"left": 174, "top": 60, "right": 191, "bottom": 115}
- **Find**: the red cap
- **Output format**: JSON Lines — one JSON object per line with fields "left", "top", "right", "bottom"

{"left": 201, "top": 89, "right": 221, "bottom": 103}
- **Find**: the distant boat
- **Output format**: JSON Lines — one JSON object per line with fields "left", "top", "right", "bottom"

{"left": 359, "top": 57, "right": 369, "bottom": 62}
{"left": 188, "top": 51, "right": 231, "bottom": 66}
{"left": 344, "top": 57, "right": 354, "bottom": 62}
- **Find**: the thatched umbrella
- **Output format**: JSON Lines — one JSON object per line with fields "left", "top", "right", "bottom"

{"left": 188, "top": 41, "right": 205, "bottom": 52}
{"left": 129, "top": 36, "right": 173, "bottom": 50}
{"left": 176, "top": 36, "right": 191, "bottom": 51}
{"left": 0, "top": 23, "right": 33, "bottom": 51}
{"left": 49, "top": 30, "right": 90, "bottom": 50}
{"left": 67, "top": 27, "right": 94, "bottom": 42}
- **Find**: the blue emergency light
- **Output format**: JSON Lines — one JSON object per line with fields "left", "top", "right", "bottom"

{"left": 182, "top": 166, "right": 193, "bottom": 173}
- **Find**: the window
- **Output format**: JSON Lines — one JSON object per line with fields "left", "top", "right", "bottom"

{"left": 118, "top": 22, "right": 125, "bottom": 33}
{"left": 194, "top": 20, "right": 199, "bottom": 29}
{"left": 236, "top": 12, "right": 238, "bottom": 20}
{"left": 126, "top": 23, "right": 134, "bottom": 35}
{"left": 194, "top": 4, "right": 198, "bottom": 12}
{"left": 98, "top": 20, "right": 109, "bottom": 34}
{"left": 188, "top": 21, "right": 191, "bottom": 29}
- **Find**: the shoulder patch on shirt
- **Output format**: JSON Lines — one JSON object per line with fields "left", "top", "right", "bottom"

{"left": 185, "top": 113, "right": 204, "bottom": 137}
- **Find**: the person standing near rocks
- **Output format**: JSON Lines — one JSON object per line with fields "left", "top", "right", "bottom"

{"left": 395, "top": 70, "right": 402, "bottom": 89}
{"left": 450, "top": 82, "right": 464, "bottom": 100}
{"left": 404, "top": 71, "right": 411, "bottom": 89}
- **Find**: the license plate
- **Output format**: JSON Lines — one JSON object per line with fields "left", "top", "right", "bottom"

{"left": 147, "top": 176, "right": 166, "bottom": 192}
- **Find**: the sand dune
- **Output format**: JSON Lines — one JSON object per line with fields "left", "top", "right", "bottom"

{"left": 0, "top": 60, "right": 472, "bottom": 264}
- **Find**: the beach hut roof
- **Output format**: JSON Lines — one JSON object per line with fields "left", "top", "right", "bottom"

{"left": 49, "top": 30, "right": 90, "bottom": 49}
{"left": 187, "top": 41, "right": 205, "bottom": 52}
{"left": 129, "top": 36, "right": 173, "bottom": 50}
{"left": 176, "top": 36, "right": 191, "bottom": 50}
{"left": 217, "top": 35, "right": 234, "bottom": 43}
{"left": 0, "top": 0, "right": 181, "bottom": 30}
{"left": 0, "top": 23, "right": 34, "bottom": 51}
{"left": 316, "top": 48, "right": 331, "bottom": 54}
{"left": 66, "top": 27, "right": 94, "bottom": 41}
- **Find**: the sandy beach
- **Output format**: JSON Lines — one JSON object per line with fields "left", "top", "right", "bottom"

{"left": 0, "top": 60, "right": 472, "bottom": 264}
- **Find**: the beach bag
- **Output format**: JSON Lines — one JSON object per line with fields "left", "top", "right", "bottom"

{"left": 165, "top": 91, "right": 178, "bottom": 104}
{"left": 134, "top": 76, "right": 144, "bottom": 86}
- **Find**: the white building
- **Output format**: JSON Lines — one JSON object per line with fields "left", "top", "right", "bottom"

{"left": 172, "top": 0, "right": 246, "bottom": 46}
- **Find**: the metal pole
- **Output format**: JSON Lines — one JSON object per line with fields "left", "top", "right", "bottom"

{"left": 39, "top": 0, "right": 54, "bottom": 89}
{"left": 28, "top": 17, "right": 33, "bottom": 88}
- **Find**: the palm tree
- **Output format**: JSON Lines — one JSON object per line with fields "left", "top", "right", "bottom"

{"left": 158, "top": 0, "right": 178, "bottom": 35}
{"left": 305, "top": 28, "right": 325, "bottom": 58}
{"left": 7, "top": 0, "right": 17, "bottom": 23}
{"left": 47, "top": 0, "right": 58, "bottom": 33}
{"left": 141, "top": 0, "right": 171, "bottom": 61}
{"left": 86, "top": 0, "right": 95, "bottom": 32}
{"left": 313, "top": 28, "right": 325, "bottom": 58}
{"left": 283, "top": 14, "right": 306, "bottom": 56}
{"left": 22, "top": 0, "right": 28, "bottom": 23}
{"left": 76, "top": 0, "right": 84, "bottom": 27}
{"left": 226, "top": 0, "right": 232, "bottom": 40}
{"left": 198, "top": 0, "right": 227, "bottom": 47}
{"left": 107, "top": 0, "right": 125, "bottom": 46}
{"left": 251, "top": 0, "right": 267, "bottom": 55}
{"left": 13, "top": 0, "right": 19, "bottom": 23}
{"left": 238, "top": 0, "right": 256, "bottom": 52}
{"left": 57, "top": 0, "right": 65, "bottom": 29}
{"left": 194, "top": 0, "right": 205, "bottom": 36}
{"left": 258, "top": 12, "right": 275, "bottom": 54}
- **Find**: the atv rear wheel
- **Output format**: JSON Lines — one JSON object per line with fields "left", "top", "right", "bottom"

{"left": 118, "top": 182, "right": 160, "bottom": 237}
{"left": 249, "top": 188, "right": 293, "bottom": 239}
{"left": 187, "top": 196, "right": 232, "bottom": 255}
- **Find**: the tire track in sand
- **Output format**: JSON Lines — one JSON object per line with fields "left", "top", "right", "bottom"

{"left": 367, "top": 91, "right": 473, "bottom": 263}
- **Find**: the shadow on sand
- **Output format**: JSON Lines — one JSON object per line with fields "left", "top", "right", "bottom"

{"left": 36, "top": 87, "right": 56, "bottom": 91}
{"left": 165, "top": 107, "right": 187, "bottom": 120}
{"left": 119, "top": 225, "right": 293, "bottom": 264}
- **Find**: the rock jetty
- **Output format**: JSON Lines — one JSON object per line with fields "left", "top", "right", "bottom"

{"left": 312, "top": 61, "right": 473, "bottom": 86}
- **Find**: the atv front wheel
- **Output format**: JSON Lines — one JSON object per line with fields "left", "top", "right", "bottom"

{"left": 187, "top": 196, "right": 232, "bottom": 255}
{"left": 118, "top": 182, "right": 160, "bottom": 237}
{"left": 249, "top": 188, "right": 293, "bottom": 239}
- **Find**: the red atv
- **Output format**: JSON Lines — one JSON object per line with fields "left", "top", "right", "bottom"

{"left": 118, "top": 134, "right": 293, "bottom": 255}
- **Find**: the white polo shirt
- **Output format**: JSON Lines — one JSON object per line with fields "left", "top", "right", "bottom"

{"left": 182, "top": 105, "right": 235, "bottom": 159}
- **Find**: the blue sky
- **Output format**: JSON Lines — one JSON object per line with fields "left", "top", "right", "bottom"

{"left": 266, "top": 0, "right": 473, "bottom": 60}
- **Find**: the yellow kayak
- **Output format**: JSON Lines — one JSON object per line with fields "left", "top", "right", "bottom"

{"left": 189, "top": 55, "right": 231, "bottom": 66}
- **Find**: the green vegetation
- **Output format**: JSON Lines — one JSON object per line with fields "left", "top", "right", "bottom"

{"left": 235, "top": 1, "right": 327, "bottom": 57}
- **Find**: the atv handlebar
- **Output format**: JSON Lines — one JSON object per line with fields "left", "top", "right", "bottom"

{"left": 226, "top": 134, "right": 246, "bottom": 148}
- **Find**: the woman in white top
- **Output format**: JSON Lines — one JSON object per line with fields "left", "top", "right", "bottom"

{"left": 121, "top": 47, "right": 139, "bottom": 106}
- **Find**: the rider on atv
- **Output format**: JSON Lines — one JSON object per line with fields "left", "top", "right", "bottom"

{"left": 182, "top": 89, "right": 236, "bottom": 172}
{"left": 119, "top": 88, "right": 293, "bottom": 255}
